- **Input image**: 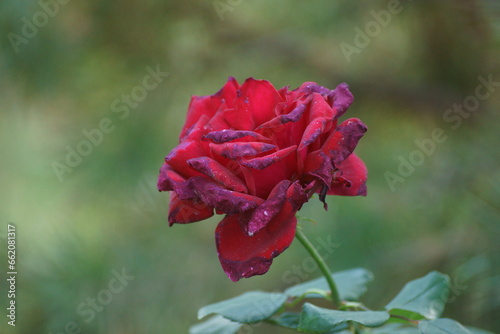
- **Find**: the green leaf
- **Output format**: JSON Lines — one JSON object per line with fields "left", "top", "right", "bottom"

{"left": 284, "top": 268, "right": 373, "bottom": 301}
{"left": 271, "top": 312, "right": 300, "bottom": 329}
{"left": 272, "top": 312, "right": 351, "bottom": 333}
{"left": 372, "top": 323, "right": 420, "bottom": 333}
{"left": 189, "top": 315, "right": 242, "bottom": 334}
{"left": 385, "top": 271, "right": 450, "bottom": 320}
{"left": 298, "top": 303, "right": 390, "bottom": 332}
{"left": 418, "top": 318, "right": 472, "bottom": 334}
{"left": 198, "top": 291, "right": 287, "bottom": 323}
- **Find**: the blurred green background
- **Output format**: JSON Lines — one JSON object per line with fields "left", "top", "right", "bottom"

{"left": 0, "top": 0, "right": 499, "bottom": 333}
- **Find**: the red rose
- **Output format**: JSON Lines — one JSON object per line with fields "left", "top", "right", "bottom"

{"left": 158, "top": 78, "right": 367, "bottom": 281}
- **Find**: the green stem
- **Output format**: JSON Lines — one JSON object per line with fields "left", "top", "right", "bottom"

{"left": 295, "top": 227, "right": 341, "bottom": 307}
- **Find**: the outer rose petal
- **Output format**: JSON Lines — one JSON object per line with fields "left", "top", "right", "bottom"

{"left": 187, "top": 157, "right": 248, "bottom": 193}
{"left": 304, "top": 118, "right": 367, "bottom": 185}
{"left": 216, "top": 214, "right": 297, "bottom": 282}
{"left": 165, "top": 140, "right": 208, "bottom": 178}
{"left": 181, "top": 114, "right": 211, "bottom": 142}
{"left": 180, "top": 77, "right": 239, "bottom": 138}
{"left": 297, "top": 81, "right": 333, "bottom": 96}
{"left": 157, "top": 163, "right": 178, "bottom": 191}
{"left": 328, "top": 153, "right": 367, "bottom": 196}
{"left": 189, "top": 177, "right": 263, "bottom": 214}
{"left": 239, "top": 180, "right": 291, "bottom": 236}
{"left": 328, "top": 83, "right": 354, "bottom": 119}
{"left": 319, "top": 118, "right": 367, "bottom": 164}
{"left": 168, "top": 192, "right": 214, "bottom": 225}
{"left": 216, "top": 181, "right": 308, "bottom": 281}
{"left": 157, "top": 163, "right": 193, "bottom": 199}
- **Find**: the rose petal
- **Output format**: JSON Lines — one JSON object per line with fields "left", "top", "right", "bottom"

{"left": 165, "top": 140, "right": 208, "bottom": 178}
{"left": 299, "top": 93, "right": 346, "bottom": 151}
{"left": 216, "top": 181, "right": 309, "bottom": 281}
{"left": 328, "top": 153, "right": 367, "bottom": 196}
{"left": 180, "top": 114, "right": 211, "bottom": 142}
{"left": 256, "top": 103, "right": 307, "bottom": 130}
{"left": 180, "top": 77, "right": 239, "bottom": 138}
{"left": 303, "top": 151, "right": 333, "bottom": 185}
{"left": 297, "top": 82, "right": 333, "bottom": 96}
{"left": 168, "top": 191, "right": 214, "bottom": 225}
{"left": 189, "top": 177, "right": 263, "bottom": 214}
{"left": 187, "top": 157, "right": 248, "bottom": 193}
{"left": 328, "top": 83, "right": 354, "bottom": 119}
{"left": 216, "top": 76, "right": 240, "bottom": 108}
{"left": 255, "top": 102, "right": 309, "bottom": 152}
{"left": 215, "top": 214, "right": 296, "bottom": 282}
{"left": 320, "top": 118, "right": 367, "bottom": 165}
{"left": 308, "top": 92, "right": 337, "bottom": 119}
{"left": 233, "top": 78, "right": 283, "bottom": 126}
{"left": 285, "top": 180, "right": 311, "bottom": 211}
{"left": 240, "top": 180, "right": 291, "bottom": 236}
{"left": 240, "top": 148, "right": 297, "bottom": 198}
{"left": 204, "top": 104, "right": 231, "bottom": 132}
{"left": 157, "top": 163, "right": 178, "bottom": 192}
{"left": 298, "top": 117, "right": 329, "bottom": 151}
{"left": 205, "top": 130, "right": 270, "bottom": 143}
{"left": 239, "top": 145, "right": 297, "bottom": 170}
{"left": 304, "top": 118, "right": 367, "bottom": 185}
{"left": 157, "top": 163, "right": 194, "bottom": 199}
{"left": 209, "top": 141, "right": 276, "bottom": 160}
{"left": 277, "top": 86, "right": 292, "bottom": 102}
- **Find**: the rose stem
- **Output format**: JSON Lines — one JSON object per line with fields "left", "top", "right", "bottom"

{"left": 295, "top": 227, "right": 341, "bottom": 307}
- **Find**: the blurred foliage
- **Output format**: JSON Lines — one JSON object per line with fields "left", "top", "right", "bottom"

{"left": 0, "top": 0, "right": 499, "bottom": 333}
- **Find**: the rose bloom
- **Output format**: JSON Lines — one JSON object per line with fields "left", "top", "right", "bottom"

{"left": 158, "top": 78, "right": 367, "bottom": 281}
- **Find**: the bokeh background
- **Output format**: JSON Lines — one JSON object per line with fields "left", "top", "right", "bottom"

{"left": 1, "top": 0, "right": 499, "bottom": 333}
